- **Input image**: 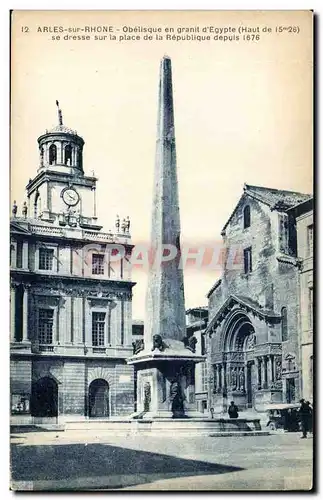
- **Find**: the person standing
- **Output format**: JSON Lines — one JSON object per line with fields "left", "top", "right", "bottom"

{"left": 299, "top": 399, "right": 311, "bottom": 438}
{"left": 228, "top": 401, "right": 239, "bottom": 419}
{"left": 306, "top": 401, "right": 313, "bottom": 434}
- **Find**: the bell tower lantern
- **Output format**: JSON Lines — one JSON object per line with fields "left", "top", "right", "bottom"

{"left": 26, "top": 102, "right": 100, "bottom": 229}
{"left": 37, "top": 101, "right": 84, "bottom": 175}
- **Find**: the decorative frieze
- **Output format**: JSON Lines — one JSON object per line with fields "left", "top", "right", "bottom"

{"left": 30, "top": 286, "right": 132, "bottom": 301}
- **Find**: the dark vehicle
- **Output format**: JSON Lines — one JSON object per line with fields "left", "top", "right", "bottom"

{"left": 265, "top": 403, "right": 301, "bottom": 432}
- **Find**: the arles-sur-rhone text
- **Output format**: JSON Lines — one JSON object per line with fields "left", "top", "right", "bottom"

{"left": 19, "top": 25, "right": 301, "bottom": 42}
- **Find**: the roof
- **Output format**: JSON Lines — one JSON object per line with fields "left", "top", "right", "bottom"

{"left": 207, "top": 294, "right": 281, "bottom": 333}
{"left": 37, "top": 124, "right": 84, "bottom": 143}
{"left": 48, "top": 124, "right": 79, "bottom": 135}
{"left": 186, "top": 306, "right": 208, "bottom": 314}
{"left": 286, "top": 197, "right": 314, "bottom": 218}
{"left": 221, "top": 184, "right": 312, "bottom": 234}
{"left": 206, "top": 279, "right": 222, "bottom": 299}
{"left": 244, "top": 184, "right": 311, "bottom": 208}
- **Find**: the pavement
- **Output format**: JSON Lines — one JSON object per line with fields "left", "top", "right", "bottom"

{"left": 10, "top": 429, "right": 313, "bottom": 491}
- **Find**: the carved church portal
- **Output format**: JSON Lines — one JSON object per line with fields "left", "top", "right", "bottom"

{"left": 31, "top": 376, "right": 58, "bottom": 417}
{"left": 212, "top": 313, "right": 257, "bottom": 408}
{"left": 89, "top": 379, "right": 110, "bottom": 418}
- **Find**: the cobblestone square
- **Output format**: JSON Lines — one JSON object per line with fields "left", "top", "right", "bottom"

{"left": 11, "top": 430, "right": 313, "bottom": 491}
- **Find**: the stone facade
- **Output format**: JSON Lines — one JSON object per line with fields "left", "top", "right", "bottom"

{"left": 186, "top": 308, "right": 208, "bottom": 414}
{"left": 288, "top": 199, "right": 313, "bottom": 403}
{"left": 10, "top": 104, "right": 136, "bottom": 424}
{"left": 206, "top": 184, "right": 312, "bottom": 413}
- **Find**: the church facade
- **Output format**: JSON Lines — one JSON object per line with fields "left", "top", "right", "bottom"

{"left": 206, "top": 184, "right": 313, "bottom": 413}
{"left": 10, "top": 104, "right": 135, "bottom": 424}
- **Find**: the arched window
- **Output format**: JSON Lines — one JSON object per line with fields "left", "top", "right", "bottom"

{"left": 49, "top": 144, "right": 57, "bottom": 165}
{"left": 89, "top": 379, "right": 110, "bottom": 418}
{"left": 40, "top": 147, "right": 44, "bottom": 167}
{"left": 281, "top": 307, "right": 288, "bottom": 341}
{"left": 243, "top": 205, "right": 251, "bottom": 229}
{"left": 34, "top": 191, "right": 40, "bottom": 218}
{"left": 64, "top": 144, "right": 72, "bottom": 165}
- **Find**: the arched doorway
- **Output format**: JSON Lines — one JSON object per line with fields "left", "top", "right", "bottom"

{"left": 89, "top": 379, "right": 110, "bottom": 418}
{"left": 31, "top": 377, "right": 58, "bottom": 417}
{"left": 224, "top": 312, "right": 256, "bottom": 408}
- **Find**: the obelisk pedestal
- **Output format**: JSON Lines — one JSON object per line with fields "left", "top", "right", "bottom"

{"left": 128, "top": 56, "right": 204, "bottom": 419}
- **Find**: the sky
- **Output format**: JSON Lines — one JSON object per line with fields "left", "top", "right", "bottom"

{"left": 11, "top": 10, "right": 313, "bottom": 320}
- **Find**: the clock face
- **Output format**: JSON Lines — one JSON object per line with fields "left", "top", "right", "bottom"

{"left": 62, "top": 188, "right": 80, "bottom": 207}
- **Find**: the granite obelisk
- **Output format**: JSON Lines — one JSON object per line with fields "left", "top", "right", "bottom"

{"left": 145, "top": 55, "right": 186, "bottom": 348}
{"left": 128, "top": 56, "right": 204, "bottom": 418}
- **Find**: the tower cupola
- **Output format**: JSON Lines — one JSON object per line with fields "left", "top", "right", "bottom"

{"left": 37, "top": 101, "right": 84, "bottom": 175}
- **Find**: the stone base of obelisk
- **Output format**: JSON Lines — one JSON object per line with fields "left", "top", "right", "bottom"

{"left": 128, "top": 343, "right": 206, "bottom": 419}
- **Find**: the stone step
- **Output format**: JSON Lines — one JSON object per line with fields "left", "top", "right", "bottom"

{"left": 63, "top": 418, "right": 263, "bottom": 435}
{"left": 209, "top": 431, "right": 270, "bottom": 437}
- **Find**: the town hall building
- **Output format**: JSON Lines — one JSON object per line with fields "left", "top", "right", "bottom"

{"left": 206, "top": 184, "right": 313, "bottom": 413}
{"left": 10, "top": 103, "right": 136, "bottom": 424}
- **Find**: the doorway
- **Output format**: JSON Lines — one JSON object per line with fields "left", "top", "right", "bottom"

{"left": 31, "top": 377, "right": 58, "bottom": 417}
{"left": 286, "top": 378, "right": 295, "bottom": 403}
{"left": 89, "top": 379, "right": 110, "bottom": 418}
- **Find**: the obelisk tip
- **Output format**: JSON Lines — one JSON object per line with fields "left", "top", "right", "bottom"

{"left": 163, "top": 54, "right": 171, "bottom": 60}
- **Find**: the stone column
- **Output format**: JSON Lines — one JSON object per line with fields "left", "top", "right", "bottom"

{"left": 10, "top": 243, "right": 17, "bottom": 268}
{"left": 59, "top": 142, "right": 64, "bottom": 164}
{"left": 257, "top": 357, "right": 262, "bottom": 389}
{"left": 218, "top": 365, "right": 222, "bottom": 390}
{"left": 72, "top": 146, "right": 76, "bottom": 167}
{"left": 268, "top": 355, "right": 273, "bottom": 388}
{"left": 239, "top": 367, "right": 245, "bottom": 392}
{"left": 56, "top": 302, "right": 60, "bottom": 344}
{"left": 261, "top": 356, "right": 267, "bottom": 389}
{"left": 22, "top": 241, "right": 29, "bottom": 270}
{"left": 10, "top": 286, "right": 16, "bottom": 342}
{"left": 213, "top": 365, "right": 217, "bottom": 392}
{"left": 223, "top": 363, "right": 227, "bottom": 393}
{"left": 22, "top": 285, "right": 29, "bottom": 342}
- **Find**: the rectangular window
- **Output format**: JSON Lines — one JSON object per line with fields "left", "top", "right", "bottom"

{"left": 201, "top": 362, "right": 208, "bottom": 392}
{"left": 308, "top": 225, "right": 313, "bottom": 256}
{"left": 39, "top": 248, "right": 54, "bottom": 271}
{"left": 38, "top": 309, "right": 54, "bottom": 344}
{"left": 92, "top": 254, "right": 105, "bottom": 275}
{"left": 243, "top": 247, "right": 252, "bottom": 274}
{"left": 16, "top": 242, "right": 23, "bottom": 269}
{"left": 92, "top": 312, "right": 106, "bottom": 346}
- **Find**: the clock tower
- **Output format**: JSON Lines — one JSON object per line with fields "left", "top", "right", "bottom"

{"left": 26, "top": 101, "right": 101, "bottom": 229}
{"left": 10, "top": 101, "right": 135, "bottom": 425}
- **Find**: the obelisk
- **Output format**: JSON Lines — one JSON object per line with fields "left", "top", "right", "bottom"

{"left": 128, "top": 56, "right": 204, "bottom": 418}
{"left": 145, "top": 55, "right": 186, "bottom": 349}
